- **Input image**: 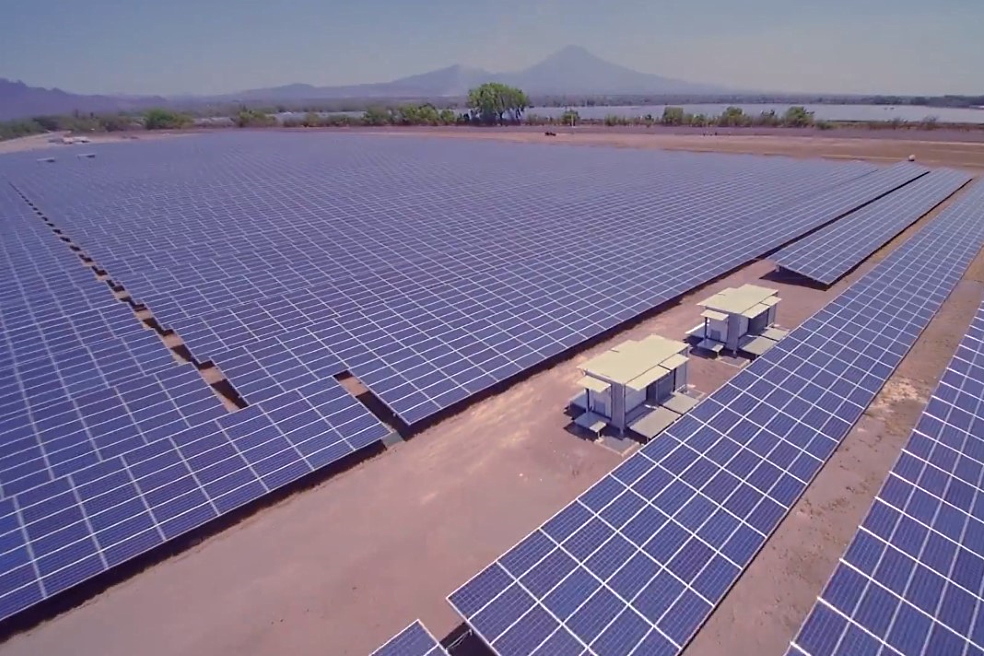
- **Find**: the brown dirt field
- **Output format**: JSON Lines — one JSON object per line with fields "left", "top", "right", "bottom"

{"left": 373, "top": 128, "right": 984, "bottom": 172}
{"left": 0, "top": 131, "right": 188, "bottom": 155}
{"left": 0, "top": 134, "right": 981, "bottom": 656}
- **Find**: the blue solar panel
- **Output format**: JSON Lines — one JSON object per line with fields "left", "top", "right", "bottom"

{"left": 0, "top": 330, "right": 176, "bottom": 419}
{"left": 789, "top": 306, "right": 984, "bottom": 649}
{"left": 0, "top": 151, "right": 395, "bottom": 621}
{"left": 448, "top": 179, "right": 984, "bottom": 656}
{"left": 208, "top": 330, "right": 345, "bottom": 404}
{"left": 0, "top": 364, "right": 226, "bottom": 498}
{"left": 373, "top": 620, "right": 448, "bottom": 656}
{"left": 0, "top": 377, "right": 391, "bottom": 621}
{"left": 3, "top": 136, "right": 923, "bottom": 426}
{"left": 774, "top": 168, "right": 972, "bottom": 285}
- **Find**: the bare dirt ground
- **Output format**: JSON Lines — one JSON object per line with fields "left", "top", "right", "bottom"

{"left": 0, "top": 131, "right": 188, "bottom": 155}
{"left": 373, "top": 128, "right": 984, "bottom": 171}
{"left": 0, "top": 133, "right": 981, "bottom": 656}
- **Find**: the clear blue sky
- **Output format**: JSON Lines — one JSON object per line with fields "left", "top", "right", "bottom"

{"left": 2, "top": 0, "right": 981, "bottom": 96}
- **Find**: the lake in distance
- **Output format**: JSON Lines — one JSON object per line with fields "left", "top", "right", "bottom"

{"left": 526, "top": 103, "right": 984, "bottom": 124}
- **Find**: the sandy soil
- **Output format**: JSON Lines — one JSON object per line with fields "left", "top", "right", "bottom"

{"left": 371, "top": 128, "right": 984, "bottom": 171}
{"left": 0, "top": 131, "right": 188, "bottom": 155}
{"left": 0, "top": 133, "right": 981, "bottom": 656}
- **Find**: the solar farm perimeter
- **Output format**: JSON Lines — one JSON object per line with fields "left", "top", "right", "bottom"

{"left": 0, "top": 131, "right": 982, "bottom": 656}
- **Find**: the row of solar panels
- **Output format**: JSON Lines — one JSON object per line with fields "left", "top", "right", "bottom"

{"left": 789, "top": 301, "right": 984, "bottom": 652}
{"left": 0, "top": 183, "right": 395, "bottom": 621}
{"left": 446, "top": 179, "right": 984, "bottom": 656}
{"left": 774, "top": 168, "right": 973, "bottom": 285}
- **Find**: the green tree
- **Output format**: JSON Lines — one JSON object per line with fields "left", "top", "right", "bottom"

{"left": 144, "top": 108, "right": 191, "bottom": 130}
{"left": 417, "top": 104, "right": 440, "bottom": 125}
{"left": 32, "top": 115, "right": 61, "bottom": 131}
{"left": 438, "top": 109, "right": 456, "bottom": 125}
{"left": 560, "top": 108, "right": 580, "bottom": 126}
{"left": 396, "top": 104, "right": 421, "bottom": 125}
{"left": 467, "top": 82, "right": 530, "bottom": 125}
{"left": 782, "top": 106, "right": 814, "bottom": 128}
{"left": 0, "top": 119, "right": 45, "bottom": 141}
{"left": 717, "top": 106, "right": 750, "bottom": 127}
{"left": 661, "top": 106, "right": 686, "bottom": 126}
{"left": 362, "top": 106, "right": 392, "bottom": 126}
{"left": 302, "top": 112, "right": 323, "bottom": 127}
{"left": 690, "top": 113, "right": 709, "bottom": 127}
{"left": 235, "top": 108, "right": 275, "bottom": 128}
{"left": 97, "top": 114, "right": 134, "bottom": 132}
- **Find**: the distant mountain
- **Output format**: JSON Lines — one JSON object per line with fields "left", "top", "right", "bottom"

{"left": 502, "top": 46, "right": 723, "bottom": 96}
{"left": 0, "top": 47, "right": 729, "bottom": 120}
{"left": 0, "top": 79, "right": 166, "bottom": 121}
{"left": 228, "top": 47, "right": 728, "bottom": 101}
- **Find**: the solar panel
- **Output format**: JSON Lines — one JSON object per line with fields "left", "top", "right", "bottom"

{"left": 0, "top": 302, "right": 150, "bottom": 371}
{"left": 373, "top": 620, "right": 448, "bottom": 656}
{"left": 788, "top": 313, "right": 984, "bottom": 653}
{"left": 774, "top": 168, "right": 972, "bottom": 285}
{"left": 0, "top": 377, "right": 391, "bottom": 621}
{"left": 447, "top": 179, "right": 984, "bottom": 656}
{"left": 0, "top": 330, "right": 176, "bottom": 419}
{"left": 0, "top": 364, "right": 226, "bottom": 498}
{"left": 208, "top": 330, "right": 345, "bottom": 404}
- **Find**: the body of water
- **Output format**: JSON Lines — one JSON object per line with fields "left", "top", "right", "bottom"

{"left": 528, "top": 103, "right": 984, "bottom": 124}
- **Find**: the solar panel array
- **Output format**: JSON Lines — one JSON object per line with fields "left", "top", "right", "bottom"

{"left": 3, "top": 134, "right": 925, "bottom": 427}
{"left": 448, "top": 180, "right": 984, "bottom": 656}
{"left": 0, "top": 134, "right": 955, "bottom": 629}
{"left": 0, "top": 376, "right": 390, "bottom": 620}
{"left": 373, "top": 620, "right": 448, "bottom": 656}
{"left": 0, "top": 364, "right": 226, "bottom": 497}
{"left": 774, "top": 168, "right": 972, "bottom": 285}
{"left": 0, "top": 148, "right": 393, "bottom": 620}
{"left": 789, "top": 193, "right": 984, "bottom": 655}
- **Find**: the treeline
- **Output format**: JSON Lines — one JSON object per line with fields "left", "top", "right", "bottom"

{"left": 0, "top": 108, "right": 193, "bottom": 141}
{"left": 0, "top": 111, "right": 144, "bottom": 140}
{"left": 1, "top": 102, "right": 979, "bottom": 143}
{"left": 283, "top": 105, "right": 459, "bottom": 128}
{"left": 580, "top": 106, "right": 833, "bottom": 129}
{"left": 523, "top": 106, "right": 828, "bottom": 129}
{"left": 525, "top": 106, "right": 960, "bottom": 131}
